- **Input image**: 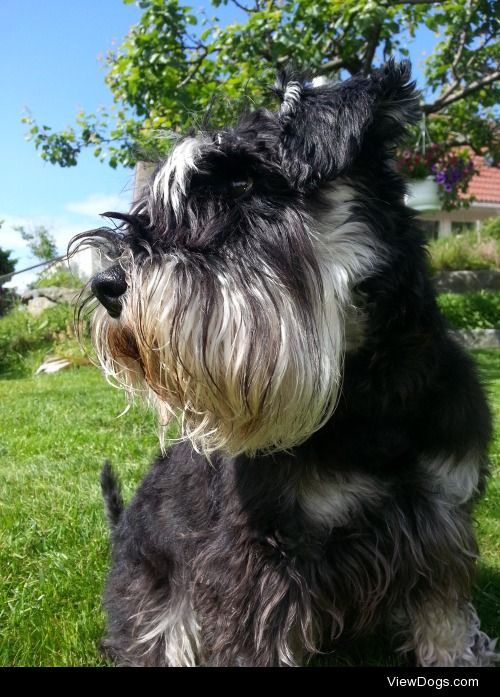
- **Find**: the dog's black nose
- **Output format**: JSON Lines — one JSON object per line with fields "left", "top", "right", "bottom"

{"left": 91, "top": 265, "right": 127, "bottom": 318}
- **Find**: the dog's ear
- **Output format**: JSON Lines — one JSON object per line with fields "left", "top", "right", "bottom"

{"left": 276, "top": 60, "right": 421, "bottom": 190}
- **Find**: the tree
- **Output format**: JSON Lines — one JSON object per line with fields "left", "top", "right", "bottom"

{"left": 15, "top": 225, "right": 58, "bottom": 262}
{"left": 0, "top": 220, "right": 17, "bottom": 286}
{"left": 0, "top": 220, "right": 17, "bottom": 315}
{"left": 23, "top": 0, "right": 499, "bottom": 168}
{"left": 0, "top": 247, "right": 16, "bottom": 284}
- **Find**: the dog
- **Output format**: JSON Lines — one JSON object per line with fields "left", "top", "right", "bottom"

{"left": 74, "top": 60, "right": 497, "bottom": 666}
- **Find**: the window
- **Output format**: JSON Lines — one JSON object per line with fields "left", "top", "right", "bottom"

{"left": 451, "top": 222, "right": 475, "bottom": 235}
{"left": 420, "top": 220, "right": 439, "bottom": 240}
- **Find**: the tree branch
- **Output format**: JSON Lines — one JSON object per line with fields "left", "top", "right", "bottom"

{"left": 435, "top": 76, "right": 460, "bottom": 105}
{"left": 178, "top": 48, "right": 210, "bottom": 89}
{"left": 320, "top": 11, "right": 358, "bottom": 75}
{"left": 447, "top": 0, "right": 477, "bottom": 82}
{"left": 450, "top": 24, "right": 470, "bottom": 79}
{"left": 441, "top": 135, "right": 483, "bottom": 156}
{"left": 317, "top": 57, "right": 349, "bottom": 73}
{"left": 462, "top": 30, "right": 496, "bottom": 72}
{"left": 185, "top": 35, "right": 208, "bottom": 51}
{"left": 386, "top": 0, "right": 447, "bottom": 5}
{"left": 229, "top": 0, "right": 258, "bottom": 11}
{"left": 362, "top": 21, "right": 382, "bottom": 75}
{"left": 424, "top": 70, "right": 500, "bottom": 113}
{"left": 273, "top": 53, "right": 348, "bottom": 74}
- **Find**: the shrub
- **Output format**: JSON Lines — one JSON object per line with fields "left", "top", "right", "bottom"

{"left": 0, "top": 244, "right": 17, "bottom": 317}
{"left": 438, "top": 291, "right": 500, "bottom": 330}
{"left": 32, "top": 267, "right": 84, "bottom": 290}
{"left": 427, "top": 222, "right": 500, "bottom": 272}
{"left": 0, "top": 288, "right": 17, "bottom": 317}
{"left": 0, "top": 303, "right": 90, "bottom": 377}
{"left": 479, "top": 217, "right": 500, "bottom": 242}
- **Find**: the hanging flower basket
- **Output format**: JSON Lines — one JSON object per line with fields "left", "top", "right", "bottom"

{"left": 406, "top": 176, "right": 441, "bottom": 212}
{"left": 397, "top": 146, "right": 477, "bottom": 212}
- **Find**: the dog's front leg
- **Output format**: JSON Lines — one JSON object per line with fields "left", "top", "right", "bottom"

{"left": 202, "top": 627, "right": 305, "bottom": 668}
{"left": 193, "top": 546, "right": 313, "bottom": 667}
{"left": 195, "top": 599, "right": 307, "bottom": 667}
{"left": 395, "top": 599, "right": 497, "bottom": 667}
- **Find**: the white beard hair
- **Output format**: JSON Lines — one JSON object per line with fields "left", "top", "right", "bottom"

{"left": 91, "top": 181, "right": 381, "bottom": 457}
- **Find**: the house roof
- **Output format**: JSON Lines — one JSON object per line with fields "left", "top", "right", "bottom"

{"left": 468, "top": 155, "right": 500, "bottom": 204}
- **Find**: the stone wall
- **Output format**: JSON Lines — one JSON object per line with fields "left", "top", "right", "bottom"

{"left": 433, "top": 270, "right": 500, "bottom": 293}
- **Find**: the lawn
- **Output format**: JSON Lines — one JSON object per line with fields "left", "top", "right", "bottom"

{"left": 0, "top": 367, "right": 158, "bottom": 666}
{"left": 0, "top": 353, "right": 499, "bottom": 666}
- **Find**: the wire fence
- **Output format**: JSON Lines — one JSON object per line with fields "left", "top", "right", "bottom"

{"left": 0, "top": 255, "right": 67, "bottom": 285}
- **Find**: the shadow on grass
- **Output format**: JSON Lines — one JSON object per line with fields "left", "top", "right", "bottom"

{"left": 474, "top": 563, "right": 500, "bottom": 639}
{"left": 310, "top": 630, "right": 406, "bottom": 667}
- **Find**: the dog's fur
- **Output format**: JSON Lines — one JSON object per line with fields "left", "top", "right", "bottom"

{"left": 75, "top": 61, "right": 497, "bottom": 666}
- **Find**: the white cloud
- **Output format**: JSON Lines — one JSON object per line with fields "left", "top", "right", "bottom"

{"left": 1, "top": 193, "right": 129, "bottom": 291}
{"left": 0, "top": 213, "right": 91, "bottom": 292}
{"left": 66, "top": 193, "right": 130, "bottom": 217}
{"left": 4, "top": 269, "right": 38, "bottom": 293}
{"left": 0, "top": 214, "right": 84, "bottom": 255}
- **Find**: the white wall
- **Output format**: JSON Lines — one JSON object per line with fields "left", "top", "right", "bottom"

{"left": 420, "top": 204, "right": 500, "bottom": 237}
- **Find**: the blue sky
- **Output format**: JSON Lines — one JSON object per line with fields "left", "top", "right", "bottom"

{"left": 0, "top": 1, "right": 435, "bottom": 288}
{"left": 1, "top": 0, "right": 142, "bottom": 287}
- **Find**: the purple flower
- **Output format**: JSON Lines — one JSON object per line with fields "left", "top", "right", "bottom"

{"left": 435, "top": 172, "right": 446, "bottom": 184}
{"left": 444, "top": 184, "right": 453, "bottom": 193}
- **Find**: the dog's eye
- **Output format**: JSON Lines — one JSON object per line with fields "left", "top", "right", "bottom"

{"left": 229, "top": 178, "right": 253, "bottom": 197}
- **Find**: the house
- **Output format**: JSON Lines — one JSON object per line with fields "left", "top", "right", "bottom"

{"left": 69, "top": 163, "right": 155, "bottom": 280}
{"left": 420, "top": 155, "right": 500, "bottom": 238}
{"left": 67, "top": 244, "right": 104, "bottom": 281}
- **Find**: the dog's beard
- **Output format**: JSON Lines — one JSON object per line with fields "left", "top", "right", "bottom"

{"left": 91, "top": 247, "right": 348, "bottom": 456}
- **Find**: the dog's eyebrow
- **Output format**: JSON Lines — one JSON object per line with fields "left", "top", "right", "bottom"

{"left": 102, "top": 211, "right": 144, "bottom": 226}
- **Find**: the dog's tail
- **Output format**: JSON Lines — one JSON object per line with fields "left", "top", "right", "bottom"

{"left": 100, "top": 461, "right": 124, "bottom": 530}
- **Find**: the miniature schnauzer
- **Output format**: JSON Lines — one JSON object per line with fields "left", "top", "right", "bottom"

{"left": 76, "top": 60, "right": 497, "bottom": 666}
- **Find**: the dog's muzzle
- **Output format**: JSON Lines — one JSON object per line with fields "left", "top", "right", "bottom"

{"left": 91, "top": 265, "right": 127, "bottom": 319}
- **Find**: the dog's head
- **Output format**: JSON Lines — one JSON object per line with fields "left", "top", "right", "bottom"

{"left": 75, "top": 60, "right": 419, "bottom": 456}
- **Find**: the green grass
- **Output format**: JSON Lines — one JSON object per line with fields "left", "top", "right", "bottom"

{"left": 0, "top": 368, "right": 158, "bottom": 666}
{"left": 0, "top": 354, "right": 499, "bottom": 666}
{"left": 438, "top": 291, "right": 500, "bottom": 330}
